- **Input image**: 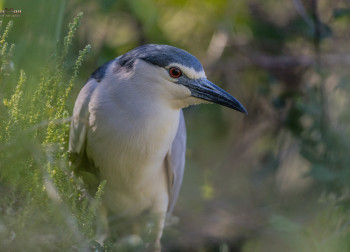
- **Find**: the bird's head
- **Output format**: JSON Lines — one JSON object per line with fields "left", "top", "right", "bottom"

{"left": 115, "top": 44, "right": 247, "bottom": 114}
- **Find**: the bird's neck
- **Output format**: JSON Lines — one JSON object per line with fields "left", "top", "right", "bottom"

{"left": 101, "top": 82, "right": 181, "bottom": 154}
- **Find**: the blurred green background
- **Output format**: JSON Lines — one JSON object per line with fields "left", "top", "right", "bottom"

{"left": 2, "top": 0, "right": 350, "bottom": 251}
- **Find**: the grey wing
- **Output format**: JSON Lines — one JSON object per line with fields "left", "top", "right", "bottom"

{"left": 68, "top": 79, "right": 98, "bottom": 181}
{"left": 69, "top": 60, "right": 112, "bottom": 157}
{"left": 166, "top": 109, "right": 187, "bottom": 214}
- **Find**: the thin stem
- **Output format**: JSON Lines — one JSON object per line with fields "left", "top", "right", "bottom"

{"left": 311, "top": 0, "right": 329, "bottom": 146}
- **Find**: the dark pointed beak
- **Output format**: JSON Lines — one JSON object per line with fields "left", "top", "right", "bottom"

{"left": 181, "top": 78, "right": 247, "bottom": 114}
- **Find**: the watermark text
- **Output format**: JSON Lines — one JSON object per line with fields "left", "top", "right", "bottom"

{"left": 0, "top": 8, "right": 22, "bottom": 17}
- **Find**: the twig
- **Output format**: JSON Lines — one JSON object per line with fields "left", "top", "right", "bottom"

{"left": 292, "top": 0, "right": 314, "bottom": 29}
{"left": 220, "top": 53, "right": 350, "bottom": 71}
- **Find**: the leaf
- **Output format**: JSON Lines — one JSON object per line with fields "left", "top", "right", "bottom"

{"left": 333, "top": 8, "right": 350, "bottom": 19}
{"left": 269, "top": 215, "right": 303, "bottom": 233}
{"left": 308, "top": 164, "right": 336, "bottom": 182}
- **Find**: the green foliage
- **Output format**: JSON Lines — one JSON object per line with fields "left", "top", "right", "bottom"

{"left": 333, "top": 8, "right": 350, "bottom": 19}
{"left": 0, "top": 14, "right": 104, "bottom": 251}
{"left": 0, "top": 20, "right": 14, "bottom": 78}
{"left": 3, "top": 70, "right": 25, "bottom": 139}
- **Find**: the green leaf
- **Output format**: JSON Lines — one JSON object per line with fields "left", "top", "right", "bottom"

{"left": 333, "top": 8, "right": 350, "bottom": 19}
{"left": 308, "top": 165, "right": 337, "bottom": 182}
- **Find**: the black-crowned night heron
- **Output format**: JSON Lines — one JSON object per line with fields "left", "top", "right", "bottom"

{"left": 69, "top": 44, "right": 247, "bottom": 251}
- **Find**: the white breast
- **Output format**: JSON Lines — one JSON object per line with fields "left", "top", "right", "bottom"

{"left": 86, "top": 82, "right": 180, "bottom": 217}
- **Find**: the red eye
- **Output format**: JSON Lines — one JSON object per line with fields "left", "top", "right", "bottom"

{"left": 169, "top": 67, "right": 182, "bottom": 78}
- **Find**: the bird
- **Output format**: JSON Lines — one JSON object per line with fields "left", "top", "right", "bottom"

{"left": 68, "top": 44, "right": 247, "bottom": 251}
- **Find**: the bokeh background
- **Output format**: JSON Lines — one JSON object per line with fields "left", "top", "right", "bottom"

{"left": 1, "top": 0, "right": 350, "bottom": 251}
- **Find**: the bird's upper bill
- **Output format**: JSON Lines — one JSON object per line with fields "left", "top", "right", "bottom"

{"left": 177, "top": 77, "right": 247, "bottom": 114}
